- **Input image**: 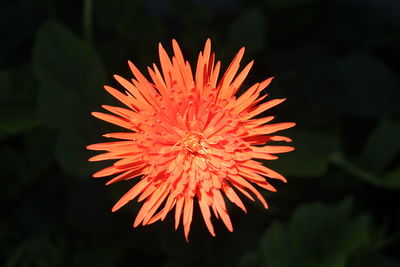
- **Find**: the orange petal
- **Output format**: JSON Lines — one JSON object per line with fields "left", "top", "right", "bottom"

{"left": 198, "top": 192, "right": 216, "bottom": 236}
{"left": 252, "top": 145, "right": 295, "bottom": 154}
{"left": 92, "top": 165, "right": 128, "bottom": 178}
{"left": 88, "top": 151, "right": 129, "bottom": 162}
{"left": 228, "top": 175, "right": 268, "bottom": 209}
{"left": 136, "top": 184, "right": 170, "bottom": 226}
{"left": 87, "top": 141, "right": 136, "bottom": 151}
{"left": 92, "top": 112, "right": 134, "bottom": 130}
{"left": 104, "top": 86, "right": 137, "bottom": 110}
{"left": 172, "top": 39, "right": 192, "bottom": 87}
{"left": 112, "top": 178, "right": 150, "bottom": 212}
{"left": 230, "top": 60, "right": 254, "bottom": 96}
{"left": 245, "top": 98, "right": 286, "bottom": 119}
{"left": 219, "top": 47, "right": 245, "bottom": 95}
{"left": 223, "top": 184, "right": 247, "bottom": 213}
{"left": 106, "top": 166, "right": 145, "bottom": 185}
{"left": 246, "top": 122, "right": 296, "bottom": 136}
{"left": 174, "top": 197, "right": 184, "bottom": 230}
{"left": 101, "top": 105, "right": 136, "bottom": 120}
{"left": 183, "top": 197, "right": 194, "bottom": 241}
{"left": 212, "top": 189, "right": 233, "bottom": 232}
{"left": 158, "top": 43, "right": 174, "bottom": 88}
{"left": 251, "top": 152, "right": 279, "bottom": 160}
{"left": 102, "top": 132, "right": 139, "bottom": 140}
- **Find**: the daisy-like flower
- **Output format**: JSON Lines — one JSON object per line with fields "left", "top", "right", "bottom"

{"left": 87, "top": 39, "right": 295, "bottom": 241}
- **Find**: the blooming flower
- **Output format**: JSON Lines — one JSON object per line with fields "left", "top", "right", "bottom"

{"left": 87, "top": 39, "right": 295, "bottom": 240}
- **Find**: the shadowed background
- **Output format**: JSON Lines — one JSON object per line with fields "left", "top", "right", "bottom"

{"left": 1, "top": 0, "right": 400, "bottom": 266}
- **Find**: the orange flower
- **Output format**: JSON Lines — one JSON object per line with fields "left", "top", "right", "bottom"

{"left": 87, "top": 39, "right": 295, "bottom": 241}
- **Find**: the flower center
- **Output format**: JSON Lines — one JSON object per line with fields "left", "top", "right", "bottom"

{"left": 182, "top": 132, "right": 206, "bottom": 154}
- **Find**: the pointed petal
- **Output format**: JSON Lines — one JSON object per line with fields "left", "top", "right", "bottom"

{"left": 112, "top": 179, "right": 150, "bottom": 212}
{"left": 183, "top": 197, "right": 194, "bottom": 241}
{"left": 92, "top": 112, "right": 134, "bottom": 130}
{"left": 246, "top": 122, "right": 296, "bottom": 136}
{"left": 198, "top": 195, "right": 216, "bottom": 236}
{"left": 158, "top": 43, "right": 174, "bottom": 88}
{"left": 230, "top": 60, "right": 254, "bottom": 96}
{"left": 219, "top": 47, "right": 245, "bottom": 94}
{"left": 223, "top": 184, "right": 247, "bottom": 213}
{"left": 174, "top": 197, "right": 184, "bottom": 230}
{"left": 252, "top": 145, "right": 295, "bottom": 154}
{"left": 212, "top": 189, "right": 233, "bottom": 232}
{"left": 245, "top": 98, "right": 286, "bottom": 119}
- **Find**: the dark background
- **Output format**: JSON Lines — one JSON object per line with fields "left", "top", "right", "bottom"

{"left": 1, "top": 0, "right": 400, "bottom": 266}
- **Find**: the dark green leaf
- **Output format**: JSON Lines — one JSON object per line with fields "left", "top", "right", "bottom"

{"left": 33, "top": 20, "right": 106, "bottom": 130}
{"left": 359, "top": 119, "right": 400, "bottom": 172}
{"left": 55, "top": 130, "right": 98, "bottom": 178}
{"left": 260, "top": 222, "right": 292, "bottom": 267}
{"left": 380, "top": 168, "right": 400, "bottom": 188}
{"left": 0, "top": 67, "right": 39, "bottom": 139}
{"left": 268, "top": 128, "right": 341, "bottom": 177}
{"left": 330, "top": 153, "right": 400, "bottom": 190}
{"left": 33, "top": 21, "right": 106, "bottom": 176}
{"left": 256, "top": 199, "right": 379, "bottom": 267}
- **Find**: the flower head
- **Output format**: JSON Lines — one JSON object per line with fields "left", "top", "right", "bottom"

{"left": 87, "top": 39, "right": 295, "bottom": 240}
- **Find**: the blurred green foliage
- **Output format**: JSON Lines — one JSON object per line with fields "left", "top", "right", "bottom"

{"left": 239, "top": 199, "right": 389, "bottom": 267}
{"left": 1, "top": 0, "right": 399, "bottom": 266}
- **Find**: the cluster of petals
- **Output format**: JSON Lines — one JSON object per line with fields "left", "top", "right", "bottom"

{"left": 87, "top": 39, "right": 295, "bottom": 241}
